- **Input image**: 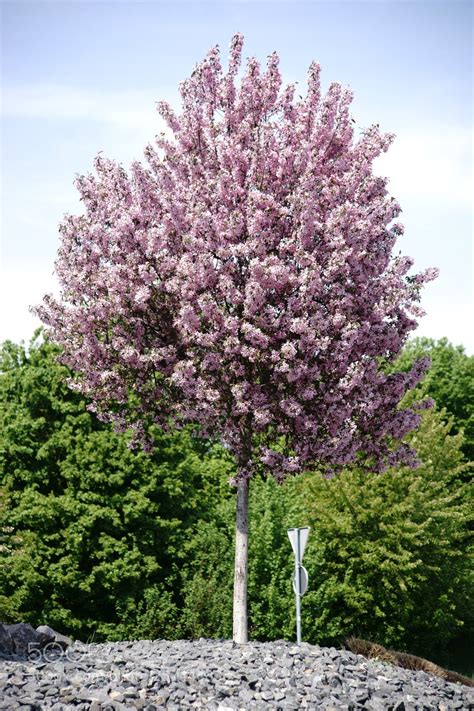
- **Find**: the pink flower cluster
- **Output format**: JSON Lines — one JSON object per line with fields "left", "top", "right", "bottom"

{"left": 36, "top": 34, "right": 437, "bottom": 482}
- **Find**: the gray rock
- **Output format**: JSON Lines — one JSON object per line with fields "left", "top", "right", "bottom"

{"left": 36, "top": 625, "right": 71, "bottom": 651}
{"left": 0, "top": 637, "right": 472, "bottom": 709}
{"left": 0, "top": 625, "right": 14, "bottom": 658}
{"left": 4, "top": 623, "right": 38, "bottom": 658}
{"left": 0, "top": 622, "right": 73, "bottom": 663}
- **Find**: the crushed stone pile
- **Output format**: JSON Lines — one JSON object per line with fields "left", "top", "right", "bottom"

{"left": 0, "top": 638, "right": 472, "bottom": 710}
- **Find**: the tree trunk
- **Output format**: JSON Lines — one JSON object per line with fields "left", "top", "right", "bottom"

{"left": 233, "top": 477, "right": 249, "bottom": 643}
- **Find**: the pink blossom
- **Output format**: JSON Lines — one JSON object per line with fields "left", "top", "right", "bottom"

{"left": 35, "top": 33, "right": 437, "bottom": 481}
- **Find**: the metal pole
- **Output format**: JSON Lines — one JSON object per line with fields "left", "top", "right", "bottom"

{"left": 295, "top": 529, "right": 302, "bottom": 644}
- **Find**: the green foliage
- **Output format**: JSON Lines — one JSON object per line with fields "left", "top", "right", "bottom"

{"left": 1, "top": 332, "right": 472, "bottom": 672}
{"left": 395, "top": 337, "right": 474, "bottom": 460}
{"left": 178, "top": 513, "right": 234, "bottom": 640}
{"left": 247, "top": 477, "right": 297, "bottom": 640}
{"left": 0, "top": 334, "right": 233, "bottom": 639}
{"left": 164, "top": 408, "right": 472, "bottom": 667}
{"left": 294, "top": 407, "right": 472, "bottom": 661}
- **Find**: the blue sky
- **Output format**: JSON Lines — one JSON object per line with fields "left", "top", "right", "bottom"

{"left": 1, "top": 0, "right": 472, "bottom": 351}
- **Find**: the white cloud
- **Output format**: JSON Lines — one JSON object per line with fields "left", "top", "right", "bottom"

{"left": 414, "top": 301, "right": 474, "bottom": 354}
{"left": 374, "top": 128, "right": 473, "bottom": 208}
{"left": 0, "top": 269, "right": 60, "bottom": 345}
{"left": 2, "top": 83, "right": 176, "bottom": 136}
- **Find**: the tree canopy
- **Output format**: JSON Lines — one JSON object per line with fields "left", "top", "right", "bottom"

{"left": 36, "top": 34, "right": 437, "bottom": 481}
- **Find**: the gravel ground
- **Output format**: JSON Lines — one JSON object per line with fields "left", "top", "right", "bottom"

{"left": 0, "top": 638, "right": 472, "bottom": 710}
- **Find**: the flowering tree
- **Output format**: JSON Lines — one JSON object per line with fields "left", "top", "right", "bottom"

{"left": 37, "top": 34, "right": 437, "bottom": 643}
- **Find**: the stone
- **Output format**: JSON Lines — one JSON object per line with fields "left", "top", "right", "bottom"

{"left": 33, "top": 626, "right": 55, "bottom": 649}
{"left": 124, "top": 686, "right": 139, "bottom": 698}
{"left": 36, "top": 625, "right": 72, "bottom": 651}
{"left": 16, "top": 698, "right": 40, "bottom": 707}
{"left": 4, "top": 623, "right": 38, "bottom": 659}
{"left": 44, "top": 686, "right": 59, "bottom": 696}
{"left": 238, "top": 688, "right": 254, "bottom": 702}
{"left": 0, "top": 625, "right": 14, "bottom": 658}
{"left": 109, "top": 690, "right": 125, "bottom": 701}
{"left": 0, "top": 637, "right": 472, "bottom": 709}
{"left": 0, "top": 622, "right": 73, "bottom": 662}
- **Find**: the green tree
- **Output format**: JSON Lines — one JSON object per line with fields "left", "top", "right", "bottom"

{"left": 2, "top": 333, "right": 472, "bottom": 671}
{"left": 0, "top": 334, "right": 233, "bottom": 639}
{"left": 294, "top": 406, "right": 473, "bottom": 666}
{"left": 395, "top": 337, "right": 474, "bottom": 460}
